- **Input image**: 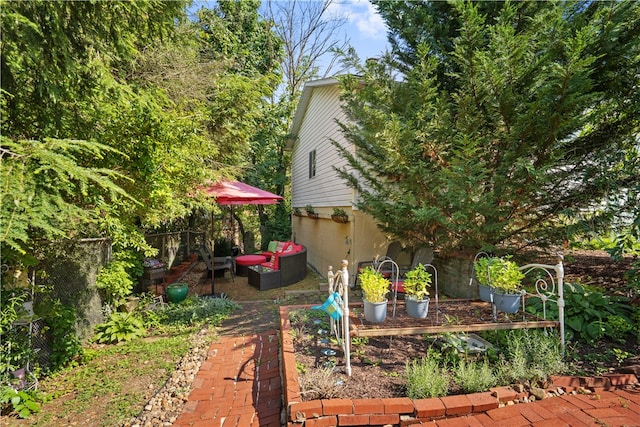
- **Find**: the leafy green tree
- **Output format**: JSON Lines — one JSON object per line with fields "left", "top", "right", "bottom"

{"left": 193, "top": 0, "right": 286, "bottom": 248}
{"left": 1, "top": 139, "right": 131, "bottom": 259}
{"left": 334, "top": 0, "right": 640, "bottom": 254}
{"left": 1, "top": 1, "right": 284, "bottom": 259}
{"left": 247, "top": 0, "right": 348, "bottom": 246}
{"left": 0, "top": 1, "right": 198, "bottom": 260}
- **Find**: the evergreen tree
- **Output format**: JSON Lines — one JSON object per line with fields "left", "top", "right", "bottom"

{"left": 335, "top": 1, "right": 640, "bottom": 253}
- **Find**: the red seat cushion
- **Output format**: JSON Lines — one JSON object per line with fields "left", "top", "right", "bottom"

{"left": 236, "top": 254, "right": 267, "bottom": 266}
{"left": 392, "top": 280, "right": 406, "bottom": 293}
{"left": 261, "top": 253, "right": 279, "bottom": 270}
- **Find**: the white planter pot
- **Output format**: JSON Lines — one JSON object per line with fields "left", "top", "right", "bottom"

{"left": 363, "top": 299, "right": 387, "bottom": 323}
{"left": 405, "top": 297, "right": 430, "bottom": 318}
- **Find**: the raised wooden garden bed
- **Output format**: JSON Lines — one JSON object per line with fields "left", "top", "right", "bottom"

{"left": 349, "top": 298, "right": 558, "bottom": 337}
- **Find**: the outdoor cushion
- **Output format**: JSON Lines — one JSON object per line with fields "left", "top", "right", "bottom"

{"left": 236, "top": 254, "right": 267, "bottom": 266}
{"left": 267, "top": 240, "right": 278, "bottom": 252}
{"left": 261, "top": 253, "right": 279, "bottom": 270}
{"left": 392, "top": 280, "right": 406, "bottom": 294}
{"left": 275, "top": 241, "right": 286, "bottom": 253}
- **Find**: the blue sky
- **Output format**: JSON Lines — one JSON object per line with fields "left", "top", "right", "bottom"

{"left": 189, "top": 1, "right": 390, "bottom": 74}
{"left": 326, "top": 0, "right": 389, "bottom": 61}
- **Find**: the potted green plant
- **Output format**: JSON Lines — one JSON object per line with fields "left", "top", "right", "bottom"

{"left": 293, "top": 207, "right": 303, "bottom": 217}
{"left": 473, "top": 256, "right": 496, "bottom": 302}
{"left": 403, "top": 263, "right": 432, "bottom": 318}
{"left": 475, "top": 256, "right": 525, "bottom": 313}
{"left": 359, "top": 266, "right": 390, "bottom": 322}
{"left": 331, "top": 207, "right": 349, "bottom": 223}
{"left": 305, "top": 204, "right": 319, "bottom": 219}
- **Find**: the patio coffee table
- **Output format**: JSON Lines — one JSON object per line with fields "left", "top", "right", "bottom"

{"left": 235, "top": 254, "right": 267, "bottom": 277}
{"left": 248, "top": 265, "right": 281, "bottom": 290}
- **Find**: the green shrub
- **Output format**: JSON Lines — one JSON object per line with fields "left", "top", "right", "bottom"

{"left": 0, "top": 385, "right": 41, "bottom": 418}
{"left": 0, "top": 290, "right": 33, "bottom": 378}
{"left": 526, "top": 282, "right": 635, "bottom": 344}
{"left": 94, "top": 312, "right": 146, "bottom": 344}
{"left": 495, "top": 330, "right": 565, "bottom": 385}
{"left": 454, "top": 359, "right": 497, "bottom": 393}
{"left": 605, "top": 315, "right": 634, "bottom": 344}
{"left": 39, "top": 299, "right": 82, "bottom": 371}
{"left": 156, "top": 295, "right": 240, "bottom": 328}
{"left": 405, "top": 357, "right": 450, "bottom": 398}
{"left": 96, "top": 259, "right": 135, "bottom": 308}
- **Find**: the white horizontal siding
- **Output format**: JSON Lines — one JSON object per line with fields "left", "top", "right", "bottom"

{"left": 291, "top": 84, "right": 355, "bottom": 209}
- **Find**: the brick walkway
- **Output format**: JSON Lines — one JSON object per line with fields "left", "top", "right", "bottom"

{"left": 173, "top": 329, "right": 640, "bottom": 427}
{"left": 173, "top": 332, "right": 282, "bottom": 427}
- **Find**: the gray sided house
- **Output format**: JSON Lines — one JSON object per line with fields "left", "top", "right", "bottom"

{"left": 287, "top": 78, "right": 403, "bottom": 281}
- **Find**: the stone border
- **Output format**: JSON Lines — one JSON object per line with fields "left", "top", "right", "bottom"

{"left": 280, "top": 305, "right": 639, "bottom": 427}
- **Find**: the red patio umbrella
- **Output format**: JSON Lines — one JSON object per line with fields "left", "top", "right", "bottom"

{"left": 202, "top": 181, "right": 283, "bottom": 296}
{"left": 204, "top": 180, "right": 283, "bottom": 205}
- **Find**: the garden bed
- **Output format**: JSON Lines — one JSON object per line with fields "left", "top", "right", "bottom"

{"left": 287, "top": 300, "right": 560, "bottom": 401}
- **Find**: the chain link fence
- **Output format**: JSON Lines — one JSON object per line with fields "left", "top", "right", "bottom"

{"left": 4, "top": 230, "right": 206, "bottom": 373}
{"left": 144, "top": 230, "right": 205, "bottom": 268}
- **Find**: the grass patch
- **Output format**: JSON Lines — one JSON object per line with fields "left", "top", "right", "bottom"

{"left": 1, "top": 295, "right": 238, "bottom": 427}
{"left": 22, "top": 332, "right": 198, "bottom": 427}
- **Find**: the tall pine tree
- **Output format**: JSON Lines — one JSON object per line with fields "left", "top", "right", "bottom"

{"left": 335, "top": 0, "right": 639, "bottom": 254}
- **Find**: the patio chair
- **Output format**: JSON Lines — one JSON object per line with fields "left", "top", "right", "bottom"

{"left": 199, "top": 246, "right": 235, "bottom": 281}
{"left": 354, "top": 241, "right": 404, "bottom": 287}
{"left": 400, "top": 246, "right": 434, "bottom": 276}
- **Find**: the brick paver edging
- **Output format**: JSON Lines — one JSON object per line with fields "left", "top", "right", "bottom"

{"left": 280, "top": 305, "right": 640, "bottom": 427}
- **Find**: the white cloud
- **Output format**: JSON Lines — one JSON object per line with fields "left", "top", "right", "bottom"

{"left": 329, "top": 0, "right": 387, "bottom": 41}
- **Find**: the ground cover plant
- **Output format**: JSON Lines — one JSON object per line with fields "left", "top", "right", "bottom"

{"left": 0, "top": 293, "right": 239, "bottom": 426}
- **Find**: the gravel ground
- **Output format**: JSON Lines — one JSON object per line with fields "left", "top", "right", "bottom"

{"left": 122, "top": 328, "right": 212, "bottom": 427}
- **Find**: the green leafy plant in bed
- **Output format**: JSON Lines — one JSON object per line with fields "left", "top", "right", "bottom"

{"left": 454, "top": 359, "right": 497, "bottom": 393}
{"left": 405, "top": 354, "right": 450, "bottom": 398}
{"left": 94, "top": 312, "right": 146, "bottom": 344}
{"left": 525, "top": 281, "right": 635, "bottom": 344}
{"left": 488, "top": 329, "right": 565, "bottom": 386}
{"left": 0, "top": 386, "right": 43, "bottom": 419}
{"left": 155, "top": 295, "right": 240, "bottom": 331}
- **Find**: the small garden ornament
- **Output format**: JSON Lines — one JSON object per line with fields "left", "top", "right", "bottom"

{"left": 403, "top": 263, "right": 432, "bottom": 318}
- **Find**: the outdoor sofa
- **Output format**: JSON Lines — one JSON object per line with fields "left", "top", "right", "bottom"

{"left": 248, "top": 241, "right": 307, "bottom": 289}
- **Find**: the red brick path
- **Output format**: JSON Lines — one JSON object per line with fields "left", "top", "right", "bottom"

{"left": 173, "top": 332, "right": 282, "bottom": 427}
{"left": 175, "top": 330, "right": 640, "bottom": 427}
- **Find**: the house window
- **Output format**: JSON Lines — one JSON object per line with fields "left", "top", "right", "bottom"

{"left": 308, "top": 150, "right": 316, "bottom": 179}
